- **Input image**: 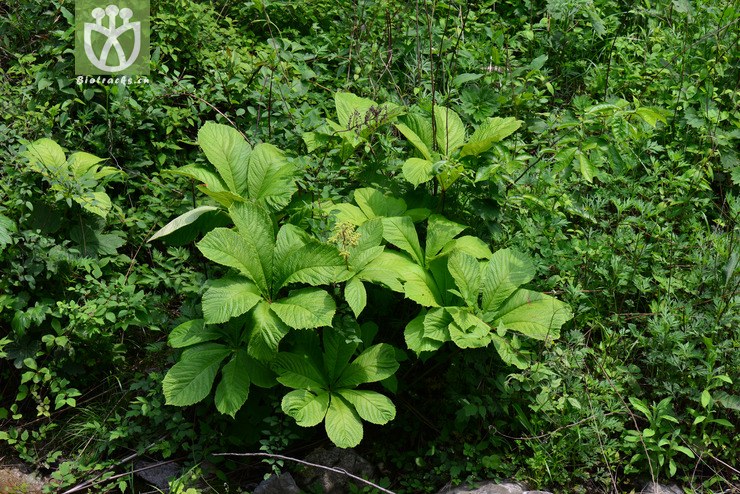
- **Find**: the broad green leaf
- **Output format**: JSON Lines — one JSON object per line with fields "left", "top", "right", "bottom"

{"left": 460, "top": 117, "right": 522, "bottom": 157}
{"left": 325, "top": 394, "right": 363, "bottom": 448}
{"left": 451, "top": 72, "right": 483, "bottom": 86}
{"left": 490, "top": 334, "right": 529, "bottom": 369}
{"left": 345, "top": 277, "right": 367, "bottom": 318}
{"left": 271, "top": 288, "right": 336, "bottom": 329}
{"left": 382, "top": 216, "right": 424, "bottom": 266}
{"left": 276, "top": 241, "right": 348, "bottom": 289}
{"left": 439, "top": 235, "right": 492, "bottom": 260}
{"left": 197, "top": 228, "right": 269, "bottom": 294}
{"left": 336, "top": 344, "right": 399, "bottom": 388}
{"left": 395, "top": 123, "right": 432, "bottom": 160}
{"left": 247, "top": 143, "right": 296, "bottom": 209}
{"left": 169, "top": 319, "right": 222, "bottom": 349}
{"left": 338, "top": 389, "right": 396, "bottom": 425}
{"left": 578, "top": 151, "right": 597, "bottom": 183}
{"left": 246, "top": 355, "right": 276, "bottom": 388}
{"left": 481, "top": 248, "right": 536, "bottom": 312}
{"left": 357, "top": 251, "right": 414, "bottom": 292}
{"left": 529, "top": 54, "right": 548, "bottom": 71}
{"left": 426, "top": 215, "right": 466, "bottom": 261}
{"left": 73, "top": 191, "right": 112, "bottom": 218}
{"left": 401, "top": 260, "right": 444, "bottom": 307}
{"left": 149, "top": 206, "right": 219, "bottom": 242}
{"left": 354, "top": 188, "right": 407, "bottom": 219}
{"left": 198, "top": 187, "right": 244, "bottom": 208}
{"left": 715, "top": 391, "right": 740, "bottom": 411}
{"left": 230, "top": 202, "right": 275, "bottom": 292}
{"left": 67, "top": 152, "right": 106, "bottom": 176}
{"left": 402, "top": 158, "right": 435, "bottom": 187}
{"left": 323, "top": 329, "right": 359, "bottom": 382}
{"left": 335, "top": 92, "right": 376, "bottom": 129}
{"left": 348, "top": 218, "right": 384, "bottom": 271}
{"left": 0, "top": 215, "right": 14, "bottom": 250}
{"left": 491, "top": 289, "right": 572, "bottom": 340}
{"left": 282, "top": 389, "right": 330, "bottom": 427}
{"left": 198, "top": 122, "right": 251, "bottom": 196}
{"left": 326, "top": 203, "right": 369, "bottom": 226}
{"left": 448, "top": 250, "right": 481, "bottom": 306}
{"left": 25, "top": 138, "right": 66, "bottom": 169}
{"left": 274, "top": 224, "right": 311, "bottom": 265}
{"left": 248, "top": 301, "right": 290, "bottom": 360}
{"left": 448, "top": 308, "right": 490, "bottom": 349}
{"left": 635, "top": 107, "right": 667, "bottom": 127}
{"left": 700, "top": 389, "right": 711, "bottom": 408}
{"left": 171, "top": 165, "right": 228, "bottom": 192}
{"left": 404, "top": 309, "right": 450, "bottom": 355}
{"left": 214, "top": 350, "right": 251, "bottom": 417}
{"left": 434, "top": 106, "right": 466, "bottom": 155}
{"left": 275, "top": 352, "right": 328, "bottom": 389}
{"left": 202, "top": 276, "right": 262, "bottom": 324}
{"left": 400, "top": 113, "right": 434, "bottom": 153}
{"left": 163, "top": 343, "right": 230, "bottom": 406}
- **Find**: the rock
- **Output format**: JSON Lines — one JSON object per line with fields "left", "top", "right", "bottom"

{"left": 296, "top": 447, "right": 376, "bottom": 494}
{"left": 134, "top": 460, "right": 182, "bottom": 491}
{"left": 437, "top": 481, "right": 529, "bottom": 494}
{"left": 0, "top": 467, "right": 46, "bottom": 494}
{"left": 523, "top": 491, "right": 555, "bottom": 494}
{"left": 253, "top": 472, "right": 302, "bottom": 494}
{"left": 641, "top": 483, "right": 683, "bottom": 494}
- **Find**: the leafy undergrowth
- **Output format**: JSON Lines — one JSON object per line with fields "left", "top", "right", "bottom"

{"left": 0, "top": 0, "right": 738, "bottom": 493}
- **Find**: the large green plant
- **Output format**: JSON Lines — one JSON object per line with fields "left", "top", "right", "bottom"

{"left": 154, "top": 118, "right": 572, "bottom": 448}
{"left": 396, "top": 107, "right": 522, "bottom": 191}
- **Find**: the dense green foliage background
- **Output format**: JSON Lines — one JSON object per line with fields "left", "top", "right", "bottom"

{"left": 1, "top": 0, "right": 739, "bottom": 492}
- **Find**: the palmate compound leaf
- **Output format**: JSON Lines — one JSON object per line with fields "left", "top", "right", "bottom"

{"left": 282, "top": 389, "right": 330, "bottom": 427}
{"left": 202, "top": 276, "right": 262, "bottom": 325}
{"left": 214, "top": 349, "right": 251, "bottom": 417}
{"left": 325, "top": 393, "right": 364, "bottom": 448}
{"left": 163, "top": 343, "right": 231, "bottom": 407}
{"left": 337, "top": 389, "right": 396, "bottom": 425}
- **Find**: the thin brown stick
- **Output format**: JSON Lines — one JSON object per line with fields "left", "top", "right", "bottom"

{"left": 214, "top": 452, "right": 396, "bottom": 494}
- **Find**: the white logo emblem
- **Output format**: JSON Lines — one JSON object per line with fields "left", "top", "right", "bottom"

{"left": 84, "top": 5, "right": 141, "bottom": 72}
